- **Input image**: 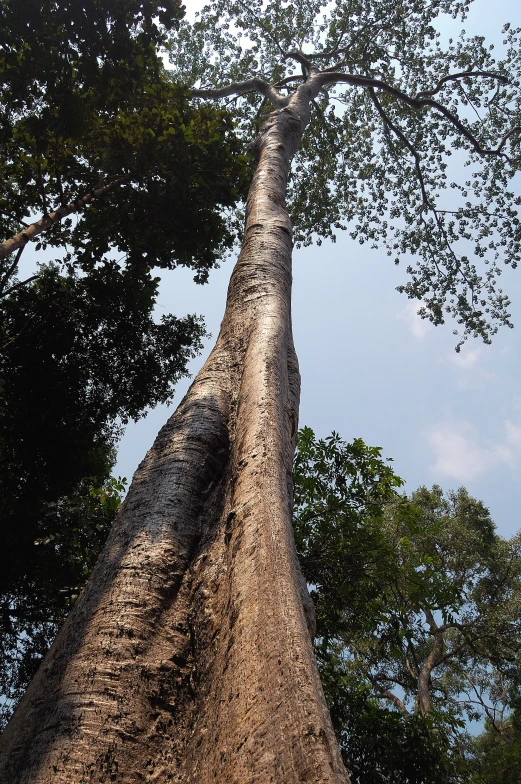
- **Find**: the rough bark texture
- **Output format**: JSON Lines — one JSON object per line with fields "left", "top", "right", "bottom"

{"left": 0, "top": 96, "right": 349, "bottom": 783}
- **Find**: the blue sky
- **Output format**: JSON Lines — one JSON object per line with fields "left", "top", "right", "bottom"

{"left": 111, "top": 0, "right": 521, "bottom": 539}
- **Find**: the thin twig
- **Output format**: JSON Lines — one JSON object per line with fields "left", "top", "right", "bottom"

{"left": 416, "top": 70, "right": 509, "bottom": 100}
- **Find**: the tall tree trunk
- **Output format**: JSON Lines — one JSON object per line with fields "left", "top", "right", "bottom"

{"left": 0, "top": 103, "right": 349, "bottom": 782}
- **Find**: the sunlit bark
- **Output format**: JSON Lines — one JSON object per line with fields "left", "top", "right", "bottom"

{"left": 0, "top": 91, "right": 349, "bottom": 784}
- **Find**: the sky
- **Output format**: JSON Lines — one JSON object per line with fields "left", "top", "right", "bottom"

{"left": 108, "top": 0, "right": 521, "bottom": 539}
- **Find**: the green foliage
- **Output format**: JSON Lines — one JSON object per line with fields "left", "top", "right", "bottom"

{"left": 0, "top": 0, "right": 250, "bottom": 290}
{"left": 0, "top": 0, "right": 249, "bottom": 729}
{"left": 293, "top": 426, "right": 403, "bottom": 641}
{"left": 470, "top": 714, "right": 521, "bottom": 784}
{"left": 320, "top": 653, "right": 465, "bottom": 784}
{"left": 0, "top": 261, "right": 206, "bottom": 595}
{"left": 171, "top": 0, "right": 521, "bottom": 345}
{"left": 293, "top": 428, "right": 521, "bottom": 783}
{"left": 0, "top": 474, "right": 126, "bottom": 729}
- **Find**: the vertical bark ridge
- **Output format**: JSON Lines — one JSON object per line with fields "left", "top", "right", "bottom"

{"left": 0, "top": 379, "right": 232, "bottom": 782}
{"left": 0, "top": 96, "right": 349, "bottom": 783}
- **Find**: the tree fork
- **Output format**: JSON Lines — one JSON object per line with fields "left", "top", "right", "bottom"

{"left": 0, "top": 100, "right": 349, "bottom": 783}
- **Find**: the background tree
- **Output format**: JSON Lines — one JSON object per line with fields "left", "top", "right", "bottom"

{"left": 470, "top": 694, "right": 521, "bottom": 784}
{"left": 293, "top": 428, "right": 521, "bottom": 783}
{"left": 0, "top": 474, "right": 126, "bottom": 729}
{"left": 0, "top": 1, "right": 520, "bottom": 782}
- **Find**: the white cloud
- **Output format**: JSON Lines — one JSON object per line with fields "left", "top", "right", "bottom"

{"left": 505, "top": 420, "right": 521, "bottom": 448}
{"left": 449, "top": 346, "right": 481, "bottom": 369}
{"left": 400, "top": 301, "right": 433, "bottom": 341}
{"left": 426, "top": 419, "right": 521, "bottom": 483}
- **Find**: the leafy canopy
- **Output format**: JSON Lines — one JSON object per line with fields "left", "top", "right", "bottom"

{"left": 171, "top": 0, "right": 521, "bottom": 346}
{"left": 293, "top": 427, "right": 521, "bottom": 783}
{"left": 0, "top": 0, "right": 250, "bottom": 287}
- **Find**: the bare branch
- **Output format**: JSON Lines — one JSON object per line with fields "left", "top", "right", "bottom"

{"left": 284, "top": 50, "right": 313, "bottom": 73}
{"left": 274, "top": 75, "right": 303, "bottom": 89}
{"left": 366, "top": 672, "right": 410, "bottom": 714}
{"left": 415, "top": 70, "right": 509, "bottom": 100}
{"left": 377, "top": 688, "right": 411, "bottom": 714}
{"left": 192, "top": 78, "right": 288, "bottom": 108}
{"left": 306, "top": 48, "right": 347, "bottom": 62}
{"left": 368, "top": 86, "right": 429, "bottom": 204}
{"left": 0, "top": 177, "right": 126, "bottom": 262}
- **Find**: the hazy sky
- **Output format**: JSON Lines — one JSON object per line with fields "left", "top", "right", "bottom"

{"left": 110, "top": 0, "right": 521, "bottom": 538}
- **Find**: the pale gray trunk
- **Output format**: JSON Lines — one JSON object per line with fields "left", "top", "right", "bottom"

{"left": 0, "top": 95, "right": 349, "bottom": 783}
{"left": 416, "top": 611, "right": 445, "bottom": 715}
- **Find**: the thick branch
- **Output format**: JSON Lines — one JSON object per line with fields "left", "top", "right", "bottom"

{"left": 316, "top": 71, "right": 517, "bottom": 162}
{"left": 367, "top": 673, "right": 410, "bottom": 715}
{"left": 0, "top": 177, "right": 126, "bottom": 262}
{"left": 416, "top": 70, "right": 509, "bottom": 99}
{"left": 192, "top": 78, "right": 288, "bottom": 107}
{"left": 377, "top": 688, "right": 410, "bottom": 715}
{"left": 274, "top": 75, "right": 303, "bottom": 89}
{"left": 284, "top": 51, "right": 313, "bottom": 74}
{"left": 306, "top": 48, "right": 346, "bottom": 62}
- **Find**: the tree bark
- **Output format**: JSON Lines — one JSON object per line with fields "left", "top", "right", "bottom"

{"left": 416, "top": 610, "right": 445, "bottom": 714}
{"left": 0, "top": 99, "right": 349, "bottom": 783}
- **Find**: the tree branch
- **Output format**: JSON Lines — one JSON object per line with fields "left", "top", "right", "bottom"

{"left": 315, "top": 70, "right": 518, "bottom": 163}
{"left": 416, "top": 610, "right": 446, "bottom": 714}
{"left": 274, "top": 75, "right": 303, "bottom": 89}
{"left": 0, "top": 274, "right": 40, "bottom": 299}
{"left": 377, "top": 688, "right": 410, "bottom": 714}
{"left": 366, "top": 672, "right": 410, "bottom": 714}
{"left": 284, "top": 50, "right": 313, "bottom": 75}
{"left": 0, "top": 246, "right": 25, "bottom": 294}
{"left": 368, "top": 86, "right": 428, "bottom": 204}
{"left": 235, "top": 0, "right": 286, "bottom": 58}
{"left": 0, "top": 177, "right": 126, "bottom": 262}
{"left": 192, "top": 78, "right": 288, "bottom": 107}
